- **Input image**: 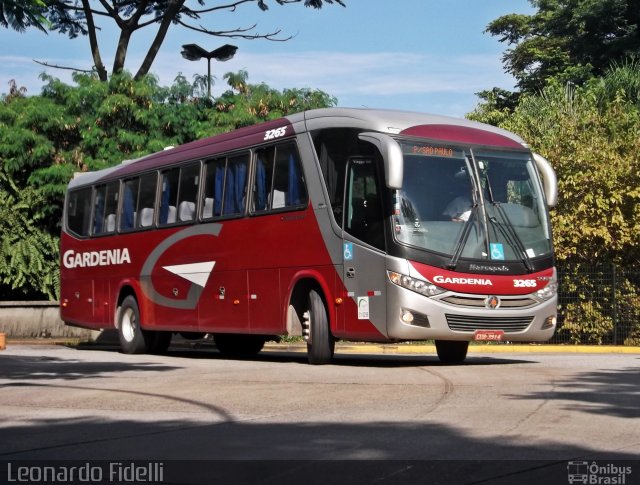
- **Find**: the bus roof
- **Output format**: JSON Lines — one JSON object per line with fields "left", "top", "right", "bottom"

{"left": 68, "top": 108, "right": 527, "bottom": 189}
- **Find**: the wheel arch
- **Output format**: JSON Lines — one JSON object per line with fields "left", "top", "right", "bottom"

{"left": 285, "top": 270, "right": 335, "bottom": 335}
{"left": 114, "top": 280, "right": 141, "bottom": 329}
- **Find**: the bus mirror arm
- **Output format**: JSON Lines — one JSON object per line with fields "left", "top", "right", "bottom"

{"left": 358, "top": 132, "right": 404, "bottom": 189}
{"left": 532, "top": 152, "right": 558, "bottom": 208}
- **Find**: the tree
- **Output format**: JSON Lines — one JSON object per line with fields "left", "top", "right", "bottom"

{"left": 0, "top": 0, "right": 47, "bottom": 32}
{"left": 486, "top": 0, "right": 640, "bottom": 94}
{"left": 2, "top": 0, "right": 345, "bottom": 81}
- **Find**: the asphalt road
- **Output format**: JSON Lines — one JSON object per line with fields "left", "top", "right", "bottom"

{"left": 0, "top": 342, "right": 638, "bottom": 484}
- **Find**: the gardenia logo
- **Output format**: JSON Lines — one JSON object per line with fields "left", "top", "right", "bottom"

{"left": 433, "top": 275, "right": 492, "bottom": 286}
{"left": 63, "top": 248, "right": 131, "bottom": 269}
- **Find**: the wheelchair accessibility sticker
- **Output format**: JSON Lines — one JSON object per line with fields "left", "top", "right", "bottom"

{"left": 490, "top": 243, "right": 505, "bottom": 260}
{"left": 344, "top": 242, "right": 353, "bottom": 261}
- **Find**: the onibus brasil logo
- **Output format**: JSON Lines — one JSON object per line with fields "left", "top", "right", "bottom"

{"left": 567, "top": 461, "right": 632, "bottom": 484}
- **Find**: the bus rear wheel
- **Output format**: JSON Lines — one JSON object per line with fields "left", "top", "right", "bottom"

{"left": 214, "top": 334, "right": 265, "bottom": 357}
{"left": 435, "top": 340, "right": 469, "bottom": 364}
{"left": 117, "top": 296, "right": 147, "bottom": 354}
{"left": 306, "top": 289, "right": 335, "bottom": 365}
{"left": 117, "top": 296, "right": 172, "bottom": 355}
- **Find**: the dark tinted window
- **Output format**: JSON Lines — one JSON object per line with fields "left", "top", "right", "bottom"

{"left": 67, "top": 187, "right": 93, "bottom": 237}
{"left": 202, "top": 152, "right": 249, "bottom": 218}
{"left": 93, "top": 181, "right": 119, "bottom": 235}
{"left": 252, "top": 143, "right": 307, "bottom": 213}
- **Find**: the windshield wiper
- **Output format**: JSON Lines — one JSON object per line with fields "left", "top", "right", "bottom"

{"left": 447, "top": 204, "right": 478, "bottom": 270}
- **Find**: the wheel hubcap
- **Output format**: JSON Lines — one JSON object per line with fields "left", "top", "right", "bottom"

{"left": 121, "top": 308, "right": 136, "bottom": 342}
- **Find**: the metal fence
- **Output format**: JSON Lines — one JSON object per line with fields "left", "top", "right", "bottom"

{"left": 553, "top": 264, "right": 640, "bottom": 345}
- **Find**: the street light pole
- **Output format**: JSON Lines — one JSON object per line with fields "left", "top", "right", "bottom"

{"left": 180, "top": 43, "right": 238, "bottom": 101}
{"left": 207, "top": 56, "right": 212, "bottom": 100}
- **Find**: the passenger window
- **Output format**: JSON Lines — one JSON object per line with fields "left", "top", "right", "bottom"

{"left": 202, "top": 158, "right": 226, "bottom": 219}
{"left": 160, "top": 163, "right": 200, "bottom": 225}
{"left": 253, "top": 146, "right": 275, "bottom": 212}
{"left": 345, "top": 158, "right": 385, "bottom": 250}
{"left": 67, "top": 187, "right": 93, "bottom": 237}
{"left": 177, "top": 163, "right": 199, "bottom": 222}
{"left": 252, "top": 143, "right": 307, "bottom": 213}
{"left": 159, "top": 167, "right": 179, "bottom": 224}
{"left": 93, "top": 182, "right": 119, "bottom": 235}
{"left": 120, "top": 173, "right": 157, "bottom": 231}
{"left": 121, "top": 178, "right": 138, "bottom": 231}
{"left": 202, "top": 153, "right": 249, "bottom": 218}
{"left": 137, "top": 173, "right": 157, "bottom": 228}
{"left": 223, "top": 154, "right": 248, "bottom": 216}
{"left": 93, "top": 185, "right": 107, "bottom": 235}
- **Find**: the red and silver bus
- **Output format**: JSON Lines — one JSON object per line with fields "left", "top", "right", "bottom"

{"left": 60, "top": 108, "right": 558, "bottom": 364}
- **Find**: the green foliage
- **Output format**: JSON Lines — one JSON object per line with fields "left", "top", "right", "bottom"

{"left": 0, "top": 170, "right": 59, "bottom": 300}
{"left": 0, "top": 0, "right": 47, "bottom": 32}
{"left": 0, "top": 70, "right": 336, "bottom": 300}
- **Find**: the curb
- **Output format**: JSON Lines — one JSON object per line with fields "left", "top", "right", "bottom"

{"left": 263, "top": 343, "right": 640, "bottom": 355}
{"left": 4, "top": 337, "right": 640, "bottom": 355}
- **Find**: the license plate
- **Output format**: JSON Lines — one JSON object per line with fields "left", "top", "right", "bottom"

{"left": 474, "top": 330, "right": 504, "bottom": 341}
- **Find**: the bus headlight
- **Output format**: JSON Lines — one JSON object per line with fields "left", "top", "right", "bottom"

{"left": 387, "top": 271, "right": 445, "bottom": 297}
{"left": 536, "top": 280, "right": 558, "bottom": 300}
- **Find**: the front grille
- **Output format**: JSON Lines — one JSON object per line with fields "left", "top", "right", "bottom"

{"left": 441, "top": 295, "right": 537, "bottom": 308}
{"left": 445, "top": 314, "right": 533, "bottom": 333}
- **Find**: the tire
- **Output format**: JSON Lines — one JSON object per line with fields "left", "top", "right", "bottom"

{"left": 117, "top": 295, "right": 147, "bottom": 354}
{"left": 435, "top": 340, "right": 469, "bottom": 364}
{"left": 306, "top": 289, "right": 335, "bottom": 365}
{"left": 214, "top": 334, "right": 265, "bottom": 357}
{"left": 117, "top": 295, "right": 172, "bottom": 355}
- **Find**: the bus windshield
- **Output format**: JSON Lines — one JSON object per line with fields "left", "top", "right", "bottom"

{"left": 394, "top": 141, "right": 552, "bottom": 263}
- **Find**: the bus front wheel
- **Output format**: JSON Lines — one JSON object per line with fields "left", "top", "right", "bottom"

{"left": 306, "top": 289, "right": 335, "bottom": 365}
{"left": 435, "top": 340, "right": 469, "bottom": 364}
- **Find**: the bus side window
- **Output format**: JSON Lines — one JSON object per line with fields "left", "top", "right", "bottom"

{"left": 345, "top": 158, "right": 385, "bottom": 250}
{"left": 104, "top": 182, "right": 119, "bottom": 233}
{"left": 92, "top": 185, "right": 107, "bottom": 235}
{"left": 135, "top": 172, "right": 157, "bottom": 228}
{"left": 177, "top": 163, "right": 200, "bottom": 222}
{"left": 223, "top": 153, "right": 248, "bottom": 216}
{"left": 67, "top": 187, "right": 93, "bottom": 237}
{"left": 203, "top": 158, "right": 225, "bottom": 219}
{"left": 93, "top": 182, "right": 119, "bottom": 235}
{"left": 273, "top": 143, "right": 307, "bottom": 209}
{"left": 120, "top": 178, "right": 138, "bottom": 231}
{"left": 253, "top": 146, "right": 275, "bottom": 212}
{"left": 160, "top": 167, "right": 179, "bottom": 225}
{"left": 252, "top": 143, "right": 307, "bottom": 213}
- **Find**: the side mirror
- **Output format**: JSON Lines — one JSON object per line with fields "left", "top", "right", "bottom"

{"left": 532, "top": 152, "right": 558, "bottom": 207}
{"left": 358, "top": 132, "right": 403, "bottom": 189}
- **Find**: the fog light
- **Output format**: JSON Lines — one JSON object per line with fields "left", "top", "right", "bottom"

{"left": 542, "top": 315, "right": 557, "bottom": 329}
{"left": 401, "top": 311, "right": 414, "bottom": 323}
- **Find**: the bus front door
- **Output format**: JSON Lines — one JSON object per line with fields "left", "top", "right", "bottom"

{"left": 341, "top": 158, "right": 388, "bottom": 340}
